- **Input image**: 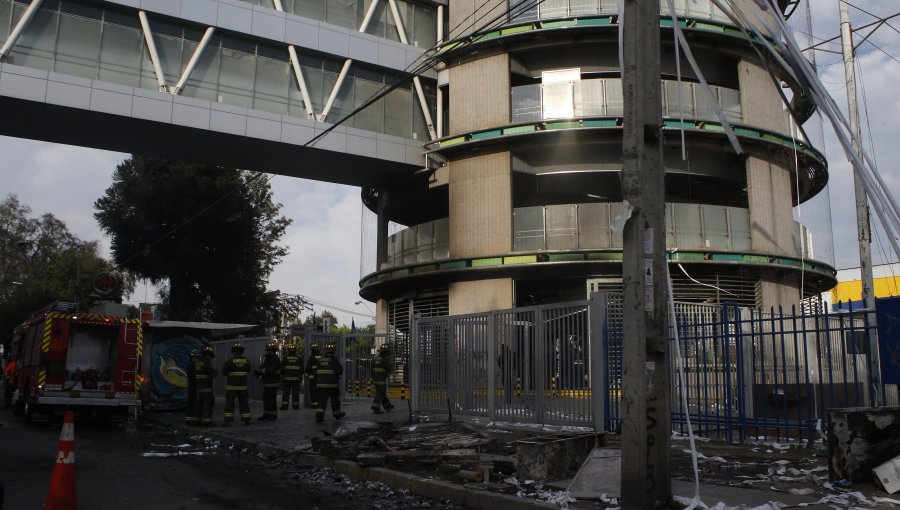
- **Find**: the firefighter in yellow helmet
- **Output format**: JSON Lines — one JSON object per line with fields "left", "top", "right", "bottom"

{"left": 256, "top": 340, "right": 282, "bottom": 421}
{"left": 280, "top": 343, "right": 303, "bottom": 410}
{"left": 371, "top": 343, "right": 395, "bottom": 414}
{"left": 313, "top": 343, "right": 345, "bottom": 422}
{"left": 222, "top": 343, "right": 252, "bottom": 426}
{"left": 185, "top": 349, "right": 202, "bottom": 426}
{"left": 303, "top": 343, "right": 321, "bottom": 409}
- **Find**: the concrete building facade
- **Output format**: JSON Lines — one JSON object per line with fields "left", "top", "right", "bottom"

{"left": 360, "top": 0, "right": 836, "bottom": 329}
{"left": 0, "top": 0, "right": 836, "bottom": 332}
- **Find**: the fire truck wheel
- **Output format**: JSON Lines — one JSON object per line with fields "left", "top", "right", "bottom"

{"left": 13, "top": 394, "right": 24, "bottom": 417}
{"left": 23, "top": 385, "right": 36, "bottom": 423}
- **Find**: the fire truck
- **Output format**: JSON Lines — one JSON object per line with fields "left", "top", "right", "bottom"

{"left": 11, "top": 301, "right": 142, "bottom": 422}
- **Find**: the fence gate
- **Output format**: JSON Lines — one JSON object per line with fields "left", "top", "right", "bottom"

{"left": 412, "top": 293, "right": 895, "bottom": 443}
{"left": 305, "top": 332, "right": 390, "bottom": 402}
{"left": 412, "top": 300, "right": 599, "bottom": 428}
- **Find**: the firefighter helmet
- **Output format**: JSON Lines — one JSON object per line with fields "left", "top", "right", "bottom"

{"left": 202, "top": 345, "right": 214, "bottom": 357}
{"left": 265, "top": 341, "right": 278, "bottom": 352}
{"left": 190, "top": 349, "right": 201, "bottom": 358}
{"left": 325, "top": 343, "right": 336, "bottom": 352}
{"left": 310, "top": 343, "right": 320, "bottom": 352}
{"left": 285, "top": 343, "right": 297, "bottom": 353}
{"left": 378, "top": 343, "right": 390, "bottom": 352}
{"left": 231, "top": 343, "right": 245, "bottom": 354}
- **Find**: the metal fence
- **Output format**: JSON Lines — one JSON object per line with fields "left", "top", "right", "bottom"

{"left": 412, "top": 301, "right": 600, "bottom": 428}
{"left": 211, "top": 332, "right": 393, "bottom": 403}
{"left": 412, "top": 294, "right": 899, "bottom": 443}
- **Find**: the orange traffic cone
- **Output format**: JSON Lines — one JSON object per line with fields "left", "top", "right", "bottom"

{"left": 45, "top": 411, "right": 77, "bottom": 510}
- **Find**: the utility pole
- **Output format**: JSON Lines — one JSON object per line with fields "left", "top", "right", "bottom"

{"left": 620, "top": 0, "right": 670, "bottom": 507}
{"left": 839, "top": 0, "right": 883, "bottom": 406}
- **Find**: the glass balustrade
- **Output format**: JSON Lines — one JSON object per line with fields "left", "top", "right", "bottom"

{"left": 0, "top": 0, "right": 435, "bottom": 141}
{"left": 512, "top": 78, "right": 745, "bottom": 127}
{"left": 382, "top": 203, "right": 810, "bottom": 269}
{"left": 510, "top": 0, "right": 734, "bottom": 25}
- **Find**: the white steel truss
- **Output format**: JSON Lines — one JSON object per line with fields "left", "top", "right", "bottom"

{"left": 138, "top": 11, "right": 168, "bottom": 93}
{"left": 0, "top": 0, "right": 43, "bottom": 61}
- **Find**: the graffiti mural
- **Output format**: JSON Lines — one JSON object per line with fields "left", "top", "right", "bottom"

{"left": 148, "top": 335, "right": 204, "bottom": 409}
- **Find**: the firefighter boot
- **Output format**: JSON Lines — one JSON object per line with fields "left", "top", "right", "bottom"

{"left": 372, "top": 407, "right": 384, "bottom": 414}
{"left": 280, "top": 404, "right": 288, "bottom": 411}
{"left": 334, "top": 411, "right": 346, "bottom": 420}
{"left": 315, "top": 413, "right": 324, "bottom": 423}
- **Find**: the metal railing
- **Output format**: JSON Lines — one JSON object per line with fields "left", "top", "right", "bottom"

{"left": 383, "top": 203, "right": 813, "bottom": 269}
{"left": 411, "top": 295, "right": 897, "bottom": 442}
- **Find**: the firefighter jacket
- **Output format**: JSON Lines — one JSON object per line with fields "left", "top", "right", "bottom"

{"left": 194, "top": 357, "right": 216, "bottom": 393}
{"left": 372, "top": 353, "right": 393, "bottom": 386}
{"left": 258, "top": 353, "right": 282, "bottom": 388}
{"left": 304, "top": 353, "right": 321, "bottom": 384}
{"left": 313, "top": 353, "right": 343, "bottom": 389}
{"left": 222, "top": 355, "right": 251, "bottom": 391}
{"left": 281, "top": 353, "right": 303, "bottom": 382}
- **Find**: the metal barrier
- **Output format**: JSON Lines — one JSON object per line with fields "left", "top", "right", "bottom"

{"left": 412, "top": 301, "right": 598, "bottom": 428}
{"left": 412, "top": 294, "right": 898, "bottom": 443}
{"left": 304, "top": 331, "right": 391, "bottom": 402}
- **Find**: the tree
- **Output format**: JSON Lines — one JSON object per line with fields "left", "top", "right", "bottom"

{"left": 94, "top": 156, "right": 292, "bottom": 324}
{"left": 0, "top": 194, "right": 121, "bottom": 347}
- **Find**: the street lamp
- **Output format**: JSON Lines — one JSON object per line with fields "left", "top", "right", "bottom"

{"left": 355, "top": 300, "right": 374, "bottom": 315}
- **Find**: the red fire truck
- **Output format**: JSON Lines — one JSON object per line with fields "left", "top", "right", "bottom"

{"left": 11, "top": 301, "right": 142, "bottom": 422}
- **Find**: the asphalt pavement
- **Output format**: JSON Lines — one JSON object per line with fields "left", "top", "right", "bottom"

{"left": 141, "top": 396, "right": 899, "bottom": 509}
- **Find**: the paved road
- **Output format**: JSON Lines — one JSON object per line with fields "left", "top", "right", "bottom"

{"left": 0, "top": 406, "right": 460, "bottom": 510}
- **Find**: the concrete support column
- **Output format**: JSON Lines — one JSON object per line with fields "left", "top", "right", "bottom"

{"left": 447, "top": 47, "right": 513, "bottom": 314}
{"left": 739, "top": 60, "right": 801, "bottom": 309}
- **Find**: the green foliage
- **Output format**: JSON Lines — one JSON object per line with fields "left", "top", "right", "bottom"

{"left": 94, "top": 156, "right": 292, "bottom": 324}
{"left": 0, "top": 194, "right": 121, "bottom": 345}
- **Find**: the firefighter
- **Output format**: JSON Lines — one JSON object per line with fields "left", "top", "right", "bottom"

{"left": 303, "top": 343, "right": 321, "bottom": 409}
{"left": 222, "top": 343, "right": 252, "bottom": 426}
{"left": 371, "top": 343, "right": 395, "bottom": 414}
{"left": 314, "top": 343, "right": 345, "bottom": 422}
{"left": 185, "top": 350, "right": 201, "bottom": 426}
{"left": 256, "top": 341, "right": 282, "bottom": 420}
{"left": 3, "top": 356, "right": 17, "bottom": 409}
{"left": 280, "top": 343, "right": 303, "bottom": 410}
{"left": 196, "top": 345, "right": 217, "bottom": 426}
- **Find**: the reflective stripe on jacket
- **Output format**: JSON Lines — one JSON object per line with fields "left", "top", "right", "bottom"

{"left": 372, "top": 354, "right": 392, "bottom": 385}
{"left": 223, "top": 355, "right": 250, "bottom": 391}
{"left": 281, "top": 354, "right": 302, "bottom": 381}
{"left": 314, "top": 354, "right": 342, "bottom": 389}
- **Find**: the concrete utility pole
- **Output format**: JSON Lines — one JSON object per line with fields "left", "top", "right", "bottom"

{"left": 620, "top": 0, "right": 671, "bottom": 507}
{"left": 839, "top": 0, "right": 883, "bottom": 406}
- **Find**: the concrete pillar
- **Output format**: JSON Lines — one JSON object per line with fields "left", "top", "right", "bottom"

{"left": 446, "top": 40, "right": 513, "bottom": 314}
{"left": 739, "top": 60, "right": 801, "bottom": 309}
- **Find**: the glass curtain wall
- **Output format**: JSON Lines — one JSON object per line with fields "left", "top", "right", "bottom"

{"left": 509, "top": 0, "right": 732, "bottom": 25}
{"left": 239, "top": 0, "right": 437, "bottom": 49}
{"left": 0, "top": 0, "right": 435, "bottom": 140}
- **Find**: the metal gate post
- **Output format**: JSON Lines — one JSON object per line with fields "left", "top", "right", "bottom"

{"left": 590, "top": 292, "right": 608, "bottom": 432}
{"left": 410, "top": 314, "right": 420, "bottom": 414}
{"left": 488, "top": 313, "right": 497, "bottom": 422}
{"left": 448, "top": 317, "right": 458, "bottom": 415}
{"left": 535, "top": 307, "right": 546, "bottom": 424}
{"left": 736, "top": 306, "right": 753, "bottom": 443}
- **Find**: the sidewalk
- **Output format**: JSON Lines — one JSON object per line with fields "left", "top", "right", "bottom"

{"left": 142, "top": 397, "right": 894, "bottom": 509}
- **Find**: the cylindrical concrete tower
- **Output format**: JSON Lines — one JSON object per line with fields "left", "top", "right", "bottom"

{"left": 361, "top": 0, "right": 834, "bottom": 325}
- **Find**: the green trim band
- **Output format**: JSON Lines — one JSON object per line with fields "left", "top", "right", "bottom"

{"left": 430, "top": 116, "right": 825, "bottom": 170}
{"left": 360, "top": 250, "right": 836, "bottom": 290}
{"left": 437, "top": 15, "right": 774, "bottom": 56}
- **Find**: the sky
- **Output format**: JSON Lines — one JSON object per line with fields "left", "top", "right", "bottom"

{"left": 1, "top": 1, "right": 899, "bottom": 327}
